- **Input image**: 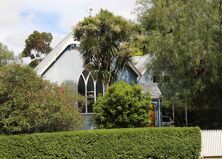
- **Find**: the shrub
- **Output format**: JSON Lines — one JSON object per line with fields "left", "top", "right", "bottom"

{"left": 0, "top": 65, "right": 83, "bottom": 134}
{"left": 93, "top": 81, "right": 151, "bottom": 128}
{"left": 28, "top": 59, "right": 42, "bottom": 68}
{"left": 0, "top": 42, "right": 14, "bottom": 66}
{"left": 0, "top": 127, "right": 201, "bottom": 159}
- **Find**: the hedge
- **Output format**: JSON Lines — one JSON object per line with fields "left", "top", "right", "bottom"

{"left": 0, "top": 127, "right": 201, "bottom": 159}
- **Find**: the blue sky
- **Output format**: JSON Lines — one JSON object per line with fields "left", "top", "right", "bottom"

{"left": 21, "top": 10, "right": 65, "bottom": 34}
{"left": 0, "top": 0, "right": 136, "bottom": 55}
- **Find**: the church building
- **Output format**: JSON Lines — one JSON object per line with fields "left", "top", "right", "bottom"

{"left": 35, "top": 32, "right": 162, "bottom": 129}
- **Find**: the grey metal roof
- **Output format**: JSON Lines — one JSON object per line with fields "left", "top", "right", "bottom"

{"left": 35, "top": 32, "right": 80, "bottom": 76}
{"left": 35, "top": 32, "right": 153, "bottom": 77}
{"left": 131, "top": 54, "right": 154, "bottom": 75}
{"left": 139, "top": 83, "right": 162, "bottom": 99}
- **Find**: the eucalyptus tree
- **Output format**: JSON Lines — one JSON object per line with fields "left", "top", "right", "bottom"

{"left": 74, "top": 10, "right": 139, "bottom": 89}
{"left": 22, "top": 30, "right": 53, "bottom": 68}
{"left": 136, "top": 0, "right": 222, "bottom": 128}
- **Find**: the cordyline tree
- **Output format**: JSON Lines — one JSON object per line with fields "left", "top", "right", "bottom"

{"left": 0, "top": 42, "right": 14, "bottom": 67}
{"left": 136, "top": 0, "right": 222, "bottom": 128}
{"left": 74, "top": 10, "right": 140, "bottom": 89}
{"left": 22, "top": 30, "right": 53, "bottom": 68}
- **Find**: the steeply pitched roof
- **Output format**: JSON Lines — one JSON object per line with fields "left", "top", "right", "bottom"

{"left": 131, "top": 54, "right": 154, "bottom": 76}
{"left": 35, "top": 32, "right": 80, "bottom": 76}
{"left": 35, "top": 32, "right": 153, "bottom": 77}
{"left": 139, "top": 83, "right": 162, "bottom": 99}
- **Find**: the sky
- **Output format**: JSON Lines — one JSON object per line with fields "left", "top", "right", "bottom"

{"left": 0, "top": 0, "right": 137, "bottom": 56}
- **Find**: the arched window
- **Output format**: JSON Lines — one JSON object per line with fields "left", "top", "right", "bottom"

{"left": 78, "top": 75, "right": 85, "bottom": 96}
{"left": 87, "top": 75, "right": 94, "bottom": 113}
{"left": 78, "top": 70, "right": 104, "bottom": 114}
{"left": 78, "top": 75, "right": 86, "bottom": 113}
{"left": 96, "top": 79, "right": 103, "bottom": 97}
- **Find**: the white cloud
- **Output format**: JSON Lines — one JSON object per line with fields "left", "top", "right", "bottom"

{"left": 51, "top": 33, "right": 67, "bottom": 48}
{"left": 0, "top": 0, "right": 137, "bottom": 55}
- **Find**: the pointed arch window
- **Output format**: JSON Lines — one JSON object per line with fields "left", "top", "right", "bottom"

{"left": 96, "top": 79, "right": 103, "bottom": 97}
{"left": 78, "top": 70, "right": 104, "bottom": 114}
{"left": 78, "top": 75, "right": 86, "bottom": 113}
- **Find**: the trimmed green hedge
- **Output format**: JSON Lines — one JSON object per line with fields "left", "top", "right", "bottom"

{"left": 0, "top": 127, "right": 201, "bottom": 159}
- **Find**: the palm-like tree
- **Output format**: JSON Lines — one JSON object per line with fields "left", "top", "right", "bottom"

{"left": 74, "top": 10, "right": 134, "bottom": 90}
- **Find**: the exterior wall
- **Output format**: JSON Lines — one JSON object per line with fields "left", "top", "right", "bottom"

{"left": 118, "top": 65, "right": 138, "bottom": 84}
{"left": 42, "top": 48, "right": 84, "bottom": 84}
{"left": 41, "top": 48, "right": 95, "bottom": 130}
{"left": 152, "top": 99, "right": 162, "bottom": 127}
{"left": 119, "top": 67, "right": 162, "bottom": 127}
{"left": 82, "top": 114, "right": 94, "bottom": 130}
{"left": 138, "top": 70, "right": 153, "bottom": 85}
{"left": 138, "top": 71, "right": 162, "bottom": 127}
{"left": 40, "top": 48, "right": 162, "bottom": 129}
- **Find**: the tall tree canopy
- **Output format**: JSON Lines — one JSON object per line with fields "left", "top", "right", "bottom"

{"left": 22, "top": 31, "right": 53, "bottom": 68}
{"left": 0, "top": 42, "right": 14, "bottom": 67}
{"left": 74, "top": 10, "right": 140, "bottom": 88}
{"left": 136, "top": 0, "right": 222, "bottom": 128}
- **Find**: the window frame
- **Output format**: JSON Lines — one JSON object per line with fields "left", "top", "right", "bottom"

{"left": 78, "top": 70, "right": 104, "bottom": 114}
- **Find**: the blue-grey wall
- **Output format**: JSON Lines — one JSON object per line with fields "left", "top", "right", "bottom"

{"left": 118, "top": 65, "right": 138, "bottom": 84}
{"left": 42, "top": 48, "right": 84, "bottom": 84}
{"left": 138, "top": 70, "right": 153, "bottom": 85}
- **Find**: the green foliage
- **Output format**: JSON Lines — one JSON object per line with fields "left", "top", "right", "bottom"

{"left": 136, "top": 0, "right": 222, "bottom": 128}
{"left": 74, "top": 10, "right": 139, "bottom": 87}
{"left": 128, "top": 24, "right": 150, "bottom": 56}
{"left": 0, "top": 42, "right": 14, "bottom": 66}
{"left": 61, "top": 80, "right": 78, "bottom": 93}
{"left": 0, "top": 127, "right": 201, "bottom": 159}
{"left": 28, "top": 59, "right": 42, "bottom": 68}
{"left": 93, "top": 81, "right": 151, "bottom": 128}
{"left": 0, "top": 65, "right": 83, "bottom": 134}
{"left": 22, "top": 30, "right": 53, "bottom": 59}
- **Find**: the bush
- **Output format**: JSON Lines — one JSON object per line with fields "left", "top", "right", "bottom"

{"left": 0, "top": 65, "right": 83, "bottom": 134}
{"left": 0, "top": 42, "right": 14, "bottom": 66}
{"left": 93, "top": 81, "right": 151, "bottom": 128}
{"left": 0, "top": 127, "right": 201, "bottom": 159}
{"left": 28, "top": 59, "right": 42, "bottom": 68}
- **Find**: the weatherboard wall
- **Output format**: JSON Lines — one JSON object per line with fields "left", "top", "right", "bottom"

{"left": 42, "top": 48, "right": 84, "bottom": 84}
